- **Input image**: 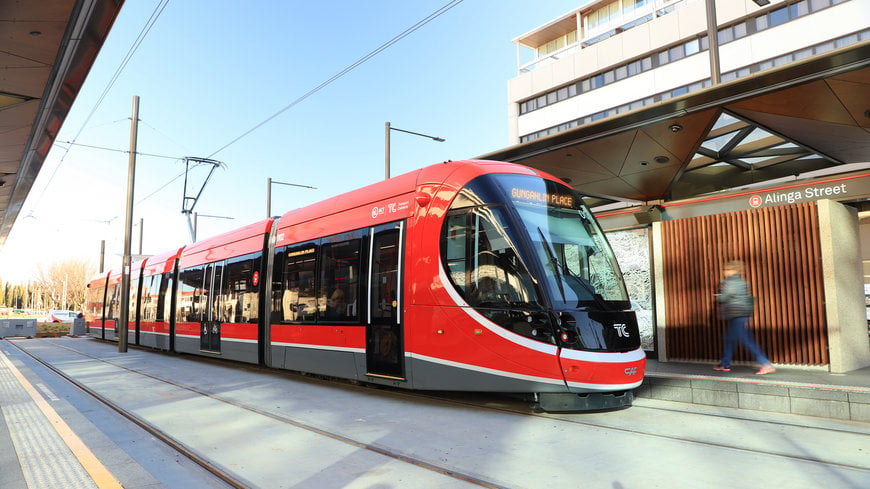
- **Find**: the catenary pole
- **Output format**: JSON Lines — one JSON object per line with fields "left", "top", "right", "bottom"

{"left": 119, "top": 96, "right": 139, "bottom": 353}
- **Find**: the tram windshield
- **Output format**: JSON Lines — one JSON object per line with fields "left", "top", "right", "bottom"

{"left": 442, "top": 173, "right": 629, "bottom": 311}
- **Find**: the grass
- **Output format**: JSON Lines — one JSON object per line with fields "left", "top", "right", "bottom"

{"left": 37, "top": 321, "right": 72, "bottom": 337}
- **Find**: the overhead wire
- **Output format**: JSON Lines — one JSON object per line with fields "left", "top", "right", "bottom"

{"left": 40, "top": 0, "right": 464, "bottom": 224}
{"left": 124, "top": 0, "right": 466, "bottom": 223}
{"left": 206, "top": 0, "right": 465, "bottom": 159}
{"left": 55, "top": 140, "right": 181, "bottom": 160}
{"left": 29, "top": 0, "right": 172, "bottom": 214}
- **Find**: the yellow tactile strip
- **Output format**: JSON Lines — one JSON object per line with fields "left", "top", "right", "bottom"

{"left": 0, "top": 349, "right": 122, "bottom": 489}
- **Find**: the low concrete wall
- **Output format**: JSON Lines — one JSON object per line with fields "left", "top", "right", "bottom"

{"left": 0, "top": 318, "right": 37, "bottom": 338}
{"left": 635, "top": 375, "right": 870, "bottom": 423}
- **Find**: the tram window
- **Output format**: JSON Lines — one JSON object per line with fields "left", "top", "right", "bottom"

{"left": 129, "top": 278, "right": 140, "bottom": 322}
{"left": 371, "top": 229, "right": 400, "bottom": 320}
{"left": 106, "top": 283, "right": 121, "bottom": 318}
{"left": 177, "top": 266, "right": 205, "bottom": 323}
{"left": 86, "top": 285, "right": 107, "bottom": 322}
{"left": 445, "top": 214, "right": 468, "bottom": 291}
{"left": 210, "top": 262, "right": 225, "bottom": 322}
{"left": 319, "top": 238, "right": 362, "bottom": 322}
{"left": 158, "top": 272, "right": 173, "bottom": 322}
{"left": 279, "top": 244, "right": 317, "bottom": 322}
{"left": 271, "top": 247, "right": 284, "bottom": 322}
{"left": 221, "top": 253, "right": 261, "bottom": 324}
{"left": 442, "top": 206, "right": 539, "bottom": 309}
{"left": 141, "top": 275, "right": 156, "bottom": 322}
{"left": 85, "top": 286, "right": 99, "bottom": 321}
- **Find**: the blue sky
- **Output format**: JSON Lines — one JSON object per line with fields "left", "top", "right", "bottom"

{"left": 1, "top": 0, "right": 583, "bottom": 282}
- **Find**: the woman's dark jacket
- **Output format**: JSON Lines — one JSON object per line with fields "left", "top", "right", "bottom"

{"left": 717, "top": 274, "right": 753, "bottom": 320}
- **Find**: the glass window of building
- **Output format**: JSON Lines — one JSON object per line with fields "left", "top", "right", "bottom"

{"left": 684, "top": 38, "right": 700, "bottom": 56}
{"left": 769, "top": 6, "right": 789, "bottom": 27}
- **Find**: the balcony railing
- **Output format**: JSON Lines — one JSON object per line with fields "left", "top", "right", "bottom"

{"left": 518, "top": 0, "right": 700, "bottom": 74}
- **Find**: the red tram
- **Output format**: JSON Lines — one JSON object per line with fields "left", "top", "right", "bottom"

{"left": 85, "top": 160, "right": 646, "bottom": 410}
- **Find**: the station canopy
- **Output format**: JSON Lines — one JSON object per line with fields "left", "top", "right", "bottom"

{"left": 0, "top": 0, "right": 122, "bottom": 248}
{"left": 481, "top": 42, "right": 870, "bottom": 209}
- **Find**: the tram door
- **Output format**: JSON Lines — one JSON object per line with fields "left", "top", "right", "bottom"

{"left": 366, "top": 223, "right": 404, "bottom": 378}
{"left": 200, "top": 262, "right": 224, "bottom": 353}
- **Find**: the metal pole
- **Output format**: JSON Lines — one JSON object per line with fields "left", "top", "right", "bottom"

{"left": 99, "top": 239, "right": 105, "bottom": 273}
{"left": 193, "top": 211, "right": 198, "bottom": 242}
{"left": 267, "top": 178, "right": 317, "bottom": 217}
{"left": 119, "top": 95, "right": 139, "bottom": 353}
{"left": 705, "top": 0, "right": 720, "bottom": 85}
{"left": 138, "top": 217, "right": 143, "bottom": 255}
{"left": 267, "top": 177, "right": 272, "bottom": 218}
{"left": 385, "top": 121, "right": 391, "bottom": 180}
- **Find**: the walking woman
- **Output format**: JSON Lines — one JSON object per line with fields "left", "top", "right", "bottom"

{"left": 713, "top": 260, "right": 775, "bottom": 375}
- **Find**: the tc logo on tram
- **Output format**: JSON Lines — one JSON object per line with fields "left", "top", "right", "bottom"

{"left": 613, "top": 323, "right": 630, "bottom": 337}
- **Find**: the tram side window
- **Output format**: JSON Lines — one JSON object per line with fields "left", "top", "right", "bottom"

{"left": 279, "top": 245, "right": 317, "bottom": 322}
{"left": 106, "top": 283, "right": 121, "bottom": 319}
{"left": 157, "top": 272, "right": 173, "bottom": 323}
{"left": 177, "top": 266, "right": 205, "bottom": 322}
{"left": 210, "top": 262, "right": 225, "bottom": 323}
{"left": 442, "top": 208, "right": 539, "bottom": 308}
{"left": 319, "top": 238, "right": 362, "bottom": 322}
{"left": 444, "top": 214, "right": 468, "bottom": 292}
{"left": 141, "top": 275, "right": 157, "bottom": 322}
{"left": 271, "top": 248, "right": 284, "bottom": 323}
{"left": 221, "top": 253, "right": 261, "bottom": 324}
{"left": 371, "top": 229, "right": 399, "bottom": 320}
{"left": 129, "top": 277, "right": 140, "bottom": 322}
{"left": 85, "top": 285, "right": 106, "bottom": 323}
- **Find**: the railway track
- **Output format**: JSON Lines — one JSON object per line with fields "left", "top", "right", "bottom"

{"left": 7, "top": 338, "right": 870, "bottom": 489}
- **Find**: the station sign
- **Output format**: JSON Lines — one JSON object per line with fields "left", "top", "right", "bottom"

{"left": 748, "top": 183, "right": 849, "bottom": 208}
{"left": 595, "top": 171, "right": 870, "bottom": 229}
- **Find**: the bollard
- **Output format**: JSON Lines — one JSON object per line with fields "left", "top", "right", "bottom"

{"left": 70, "top": 317, "right": 87, "bottom": 336}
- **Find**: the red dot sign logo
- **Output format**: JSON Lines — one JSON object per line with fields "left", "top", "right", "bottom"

{"left": 749, "top": 195, "right": 763, "bottom": 208}
{"left": 252, "top": 271, "right": 259, "bottom": 287}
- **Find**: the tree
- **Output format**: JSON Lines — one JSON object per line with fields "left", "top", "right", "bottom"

{"left": 35, "top": 259, "right": 93, "bottom": 311}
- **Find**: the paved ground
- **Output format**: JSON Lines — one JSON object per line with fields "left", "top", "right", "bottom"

{"left": 3, "top": 337, "right": 869, "bottom": 488}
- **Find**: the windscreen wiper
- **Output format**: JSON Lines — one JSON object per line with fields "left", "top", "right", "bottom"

{"left": 538, "top": 228, "right": 566, "bottom": 304}
{"left": 538, "top": 228, "right": 610, "bottom": 310}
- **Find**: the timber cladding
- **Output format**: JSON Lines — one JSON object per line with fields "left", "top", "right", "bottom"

{"left": 661, "top": 201, "right": 828, "bottom": 365}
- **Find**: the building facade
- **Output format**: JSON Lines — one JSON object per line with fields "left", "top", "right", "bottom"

{"left": 504, "top": 0, "right": 870, "bottom": 371}
{"left": 509, "top": 0, "right": 868, "bottom": 144}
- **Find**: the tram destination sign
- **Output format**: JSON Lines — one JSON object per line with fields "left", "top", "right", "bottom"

{"left": 510, "top": 187, "right": 575, "bottom": 208}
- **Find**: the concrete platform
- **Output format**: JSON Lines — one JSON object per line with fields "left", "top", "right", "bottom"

{"left": 637, "top": 359, "right": 870, "bottom": 422}
{"left": 3, "top": 337, "right": 870, "bottom": 488}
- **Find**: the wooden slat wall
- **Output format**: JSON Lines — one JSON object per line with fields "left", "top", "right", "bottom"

{"left": 662, "top": 202, "right": 828, "bottom": 365}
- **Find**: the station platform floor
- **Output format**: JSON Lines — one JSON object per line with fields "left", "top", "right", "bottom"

{"left": 2, "top": 336, "right": 869, "bottom": 488}
{"left": 637, "top": 356, "right": 870, "bottom": 422}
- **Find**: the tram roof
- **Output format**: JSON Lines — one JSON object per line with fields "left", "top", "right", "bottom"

{"left": 479, "top": 41, "right": 870, "bottom": 209}
{"left": 0, "top": 0, "right": 123, "bottom": 248}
